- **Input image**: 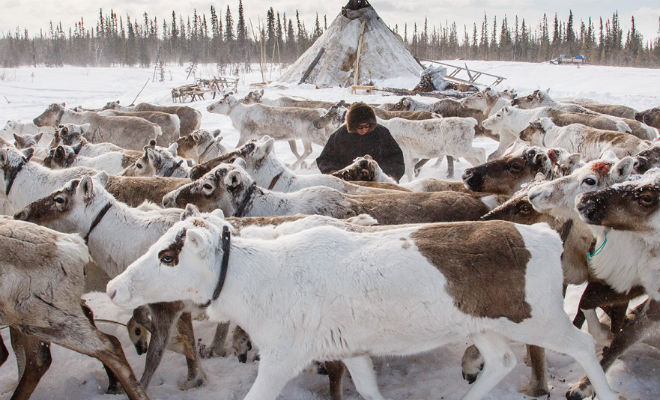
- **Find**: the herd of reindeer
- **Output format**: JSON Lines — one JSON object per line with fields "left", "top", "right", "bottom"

{"left": 1, "top": 84, "right": 660, "bottom": 400}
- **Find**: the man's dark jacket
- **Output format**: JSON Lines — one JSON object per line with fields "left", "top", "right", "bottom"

{"left": 316, "top": 124, "right": 405, "bottom": 181}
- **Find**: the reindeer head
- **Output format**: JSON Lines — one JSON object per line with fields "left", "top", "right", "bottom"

{"left": 480, "top": 178, "right": 552, "bottom": 225}
{"left": 519, "top": 118, "right": 554, "bottom": 145}
{"left": 331, "top": 155, "right": 378, "bottom": 182}
{"left": 528, "top": 157, "right": 635, "bottom": 218}
{"left": 481, "top": 105, "right": 513, "bottom": 132}
{"left": 236, "top": 136, "right": 274, "bottom": 170}
{"left": 106, "top": 214, "right": 232, "bottom": 309}
{"left": 462, "top": 146, "right": 553, "bottom": 195}
{"left": 313, "top": 102, "right": 348, "bottom": 130}
{"left": 634, "top": 107, "right": 660, "bottom": 130}
{"left": 14, "top": 172, "right": 109, "bottom": 233}
{"left": 0, "top": 145, "right": 34, "bottom": 196}
{"left": 12, "top": 132, "right": 43, "bottom": 149}
{"left": 44, "top": 144, "right": 78, "bottom": 169}
{"left": 101, "top": 100, "right": 121, "bottom": 110}
{"left": 124, "top": 141, "right": 187, "bottom": 178}
{"left": 633, "top": 144, "right": 660, "bottom": 174}
{"left": 163, "top": 161, "right": 254, "bottom": 214}
{"left": 207, "top": 93, "right": 237, "bottom": 114}
{"left": 576, "top": 169, "right": 660, "bottom": 232}
{"left": 58, "top": 123, "right": 90, "bottom": 146}
{"left": 240, "top": 89, "right": 264, "bottom": 104}
{"left": 33, "top": 103, "right": 66, "bottom": 127}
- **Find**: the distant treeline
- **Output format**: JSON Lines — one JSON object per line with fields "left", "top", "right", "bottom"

{"left": 0, "top": 1, "right": 657, "bottom": 69}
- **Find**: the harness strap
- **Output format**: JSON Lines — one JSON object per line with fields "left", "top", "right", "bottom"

{"left": 587, "top": 232, "right": 608, "bottom": 259}
{"left": 84, "top": 203, "right": 113, "bottom": 244}
{"left": 200, "top": 226, "right": 231, "bottom": 308}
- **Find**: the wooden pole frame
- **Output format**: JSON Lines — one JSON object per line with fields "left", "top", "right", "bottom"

{"left": 353, "top": 19, "right": 367, "bottom": 87}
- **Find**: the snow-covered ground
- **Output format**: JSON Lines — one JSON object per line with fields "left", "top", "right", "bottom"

{"left": 0, "top": 61, "right": 658, "bottom": 400}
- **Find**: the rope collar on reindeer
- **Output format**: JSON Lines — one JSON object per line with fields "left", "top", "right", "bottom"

{"left": 5, "top": 157, "right": 27, "bottom": 195}
{"left": 587, "top": 230, "right": 609, "bottom": 259}
{"left": 201, "top": 225, "right": 231, "bottom": 308}
{"left": 198, "top": 140, "right": 217, "bottom": 162}
{"left": 84, "top": 203, "right": 113, "bottom": 244}
{"left": 234, "top": 182, "right": 257, "bottom": 217}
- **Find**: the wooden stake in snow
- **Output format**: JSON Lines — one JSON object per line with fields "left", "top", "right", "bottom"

{"left": 299, "top": 48, "right": 326, "bottom": 84}
{"left": 129, "top": 79, "right": 150, "bottom": 106}
{"left": 353, "top": 19, "right": 367, "bottom": 86}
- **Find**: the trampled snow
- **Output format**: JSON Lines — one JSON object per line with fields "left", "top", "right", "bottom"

{"left": 0, "top": 60, "right": 658, "bottom": 400}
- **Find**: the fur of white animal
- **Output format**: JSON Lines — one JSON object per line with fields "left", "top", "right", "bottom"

{"left": 511, "top": 91, "right": 656, "bottom": 140}
{"left": 482, "top": 105, "right": 633, "bottom": 161}
{"left": 98, "top": 109, "right": 181, "bottom": 146}
{"left": 162, "top": 161, "right": 495, "bottom": 224}
{"left": 13, "top": 172, "right": 207, "bottom": 390}
{"left": 511, "top": 89, "right": 597, "bottom": 114}
{"left": 1, "top": 120, "right": 53, "bottom": 141}
{"left": 44, "top": 144, "right": 136, "bottom": 174}
{"left": 235, "top": 137, "right": 396, "bottom": 195}
{"left": 512, "top": 89, "right": 639, "bottom": 120}
{"left": 377, "top": 116, "right": 485, "bottom": 181}
{"left": 122, "top": 140, "right": 191, "bottom": 178}
{"left": 0, "top": 145, "right": 97, "bottom": 214}
{"left": 55, "top": 123, "right": 136, "bottom": 158}
{"left": 461, "top": 88, "right": 515, "bottom": 117}
{"left": 0, "top": 217, "right": 149, "bottom": 400}
{"left": 520, "top": 118, "right": 651, "bottom": 161}
{"left": 33, "top": 103, "right": 163, "bottom": 151}
{"left": 206, "top": 94, "right": 333, "bottom": 169}
{"left": 106, "top": 216, "right": 622, "bottom": 400}
{"left": 103, "top": 101, "right": 202, "bottom": 136}
{"left": 176, "top": 129, "right": 227, "bottom": 164}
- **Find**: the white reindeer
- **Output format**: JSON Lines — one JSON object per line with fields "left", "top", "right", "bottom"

{"left": 107, "top": 215, "right": 622, "bottom": 400}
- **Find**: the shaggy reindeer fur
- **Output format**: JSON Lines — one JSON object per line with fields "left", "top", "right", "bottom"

{"left": 103, "top": 101, "right": 202, "bottom": 136}
{"left": 33, "top": 103, "right": 163, "bottom": 151}
{"left": 98, "top": 109, "right": 181, "bottom": 146}
{"left": 0, "top": 217, "right": 148, "bottom": 400}
{"left": 163, "top": 161, "right": 495, "bottom": 224}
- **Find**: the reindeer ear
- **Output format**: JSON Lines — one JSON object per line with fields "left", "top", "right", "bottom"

{"left": 80, "top": 175, "right": 95, "bottom": 201}
{"left": 13, "top": 134, "right": 25, "bottom": 147}
{"left": 612, "top": 157, "right": 634, "bottom": 181}
{"left": 21, "top": 147, "right": 34, "bottom": 161}
{"left": 224, "top": 170, "right": 242, "bottom": 189}
{"left": 34, "top": 132, "right": 44, "bottom": 143}
{"left": 146, "top": 148, "right": 159, "bottom": 164}
{"left": 233, "top": 157, "right": 247, "bottom": 169}
{"left": 567, "top": 153, "right": 581, "bottom": 165}
{"left": 212, "top": 129, "right": 221, "bottom": 138}
{"left": 211, "top": 209, "right": 225, "bottom": 219}
{"left": 148, "top": 139, "right": 156, "bottom": 148}
{"left": 168, "top": 143, "right": 178, "bottom": 157}
{"left": 80, "top": 123, "right": 91, "bottom": 133}
{"left": 0, "top": 149, "right": 8, "bottom": 165}
{"left": 186, "top": 229, "right": 207, "bottom": 251}
{"left": 55, "top": 145, "right": 66, "bottom": 158}
{"left": 94, "top": 171, "right": 109, "bottom": 187}
{"left": 255, "top": 137, "right": 274, "bottom": 159}
{"left": 72, "top": 141, "right": 83, "bottom": 154}
{"left": 182, "top": 204, "right": 201, "bottom": 220}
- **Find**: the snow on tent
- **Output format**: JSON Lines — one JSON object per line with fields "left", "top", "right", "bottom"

{"left": 278, "top": 0, "right": 423, "bottom": 87}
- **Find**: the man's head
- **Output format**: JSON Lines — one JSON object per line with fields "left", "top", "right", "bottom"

{"left": 346, "top": 102, "right": 377, "bottom": 135}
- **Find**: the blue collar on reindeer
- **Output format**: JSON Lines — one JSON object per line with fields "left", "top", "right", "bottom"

{"left": 587, "top": 231, "right": 608, "bottom": 259}
{"left": 201, "top": 225, "right": 231, "bottom": 308}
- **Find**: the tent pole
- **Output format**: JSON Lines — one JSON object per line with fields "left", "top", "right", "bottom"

{"left": 353, "top": 19, "right": 367, "bottom": 86}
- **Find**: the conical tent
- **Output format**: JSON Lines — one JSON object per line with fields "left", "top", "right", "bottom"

{"left": 278, "top": 1, "right": 423, "bottom": 87}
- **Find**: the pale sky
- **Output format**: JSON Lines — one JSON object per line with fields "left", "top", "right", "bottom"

{"left": 1, "top": 1, "right": 658, "bottom": 43}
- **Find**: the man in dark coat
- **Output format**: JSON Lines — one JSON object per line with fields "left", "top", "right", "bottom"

{"left": 316, "top": 102, "right": 405, "bottom": 181}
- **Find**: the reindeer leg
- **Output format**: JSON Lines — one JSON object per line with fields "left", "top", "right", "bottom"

{"left": 176, "top": 312, "right": 207, "bottom": 389}
{"left": 520, "top": 345, "right": 548, "bottom": 397}
{"left": 140, "top": 302, "right": 184, "bottom": 388}
{"left": 566, "top": 299, "right": 659, "bottom": 400}
{"left": 413, "top": 159, "right": 430, "bottom": 176}
{"left": 80, "top": 301, "right": 121, "bottom": 394}
{"left": 287, "top": 140, "right": 302, "bottom": 159}
{"left": 26, "top": 314, "right": 148, "bottom": 400}
{"left": 445, "top": 155, "right": 454, "bottom": 178}
{"left": 200, "top": 322, "right": 230, "bottom": 358}
{"left": 0, "top": 335, "right": 8, "bottom": 367}
{"left": 293, "top": 140, "right": 313, "bottom": 170}
{"left": 9, "top": 328, "right": 51, "bottom": 400}
{"left": 323, "top": 361, "right": 346, "bottom": 400}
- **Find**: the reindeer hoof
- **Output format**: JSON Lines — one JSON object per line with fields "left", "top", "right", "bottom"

{"left": 178, "top": 373, "right": 207, "bottom": 390}
{"left": 462, "top": 371, "right": 479, "bottom": 384}
{"left": 520, "top": 383, "right": 549, "bottom": 397}
{"left": 105, "top": 384, "right": 124, "bottom": 395}
{"left": 565, "top": 377, "right": 593, "bottom": 400}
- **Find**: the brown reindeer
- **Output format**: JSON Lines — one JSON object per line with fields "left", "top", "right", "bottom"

{"left": 0, "top": 217, "right": 148, "bottom": 400}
